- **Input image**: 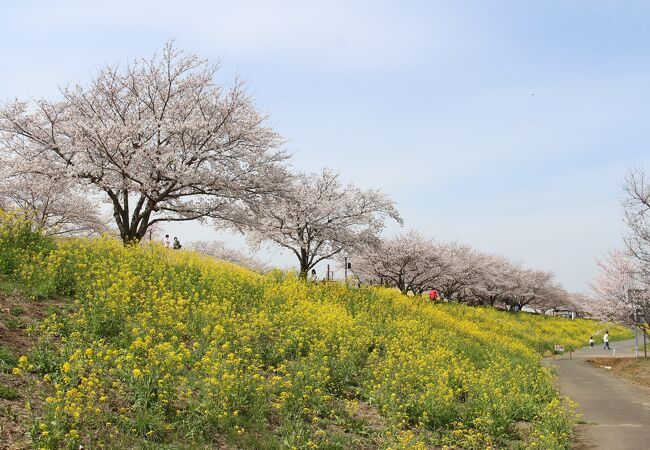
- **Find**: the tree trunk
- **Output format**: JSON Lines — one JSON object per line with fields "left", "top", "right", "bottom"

{"left": 299, "top": 248, "right": 309, "bottom": 280}
{"left": 111, "top": 201, "right": 153, "bottom": 245}
{"left": 116, "top": 217, "right": 148, "bottom": 245}
{"left": 397, "top": 277, "right": 407, "bottom": 295}
{"left": 120, "top": 229, "right": 142, "bottom": 245}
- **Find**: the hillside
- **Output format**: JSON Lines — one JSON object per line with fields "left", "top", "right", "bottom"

{"left": 0, "top": 211, "right": 632, "bottom": 449}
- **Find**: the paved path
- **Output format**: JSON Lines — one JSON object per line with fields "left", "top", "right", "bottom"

{"left": 543, "top": 338, "right": 650, "bottom": 449}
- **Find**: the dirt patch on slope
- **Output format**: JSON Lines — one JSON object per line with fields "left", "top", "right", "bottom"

{"left": 586, "top": 357, "right": 650, "bottom": 389}
{"left": 0, "top": 289, "right": 66, "bottom": 449}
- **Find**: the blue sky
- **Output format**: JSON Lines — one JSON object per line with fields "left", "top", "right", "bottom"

{"left": 2, "top": 1, "right": 649, "bottom": 291}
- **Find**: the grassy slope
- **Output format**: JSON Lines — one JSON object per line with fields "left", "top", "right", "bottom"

{"left": 0, "top": 285, "right": 74, "bottom": 449}
{"left": 586, "top": 357, "right": 650, "bottom": 389}
{"left": 0, "top": 227, "right": 633, "bottom": 449}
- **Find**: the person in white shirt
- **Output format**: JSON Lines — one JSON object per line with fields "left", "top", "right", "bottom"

{"left": 163, "top": 234, "right": 171, "bottom": 248}
{"left": 603, "top": 331, "right": 611, "bottom": 350}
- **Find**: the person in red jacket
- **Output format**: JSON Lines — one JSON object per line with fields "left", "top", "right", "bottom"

{"left": 429, "top": 289, "right": 438, "bottom": 301}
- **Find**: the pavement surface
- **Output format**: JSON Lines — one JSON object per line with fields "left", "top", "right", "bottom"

{"left": 543, "top": 338, "right": 650, "bottom": 450}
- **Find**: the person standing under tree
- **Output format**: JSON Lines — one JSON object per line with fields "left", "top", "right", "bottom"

{"left": 603, "top": 330, "right": 611, "bottom": 350}
{"left": 164, "top": 234, "right": 171, "bottom": 248}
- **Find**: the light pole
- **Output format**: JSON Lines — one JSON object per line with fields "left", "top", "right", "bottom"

{"left": 625, "top": 289, "right": 639, "bottom": 358}
{"left": 626, "top": 288, "right": 639, "bottom": 358}
{"left": 634, "top": 312, "right": 639, "bottom": 359}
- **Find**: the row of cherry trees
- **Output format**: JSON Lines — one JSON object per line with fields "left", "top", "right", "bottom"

{"left": 349, "top": 231, "right": 569, "bottom": 310}
{"left": 188, "top": 240, "right": 271, "bottom": 274}
{"left": 0, "top": 43, "right": 570, "bottom": 308}
{"left": 587, "top": 167, "right": 650, "bottom": 326}
{"left": 0, "top": 43, "right": 401, "bottom": 280}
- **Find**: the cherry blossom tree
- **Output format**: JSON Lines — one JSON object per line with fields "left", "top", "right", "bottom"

{"left": 433, "top": 242, "right": 486, "bottom": 300}
{"left": 563, "top": 292, "right": 592, "bottom": 317}
{"left": 0, "top": 166, "right": 109, "bottom": 236}
{"left": 351, "top": 234, "right": 564, "bottom": 307}
{"left": 468, "top": 254, "right": 519, "bottom": 306}
{"left": 527, "top": 281, "right": 570, "bottom": 313}
{"left": 242, "top": 168, "right": 402, "bottom": 279}
{"left": 351, "top": 231, "right": 444, "bottom": 295}
{"left": 623, "top": 166, "right": 650, "bottom": 266}
{"left": 499, "top": 269, "right": 555, "bottom": 310}
{"left": 578, "top": 167, "right": 650, "bottom": 326}
{"left": 577, "top": 168, "right": 650, "bottom": 326}
{"left": 588, "top": 249, "right": 649, "bottom": 325}
{"left": 0, "top": 43, "right": 287, "bottom": 244}
{"left": 463, "top": 255, "right": 557, "bottom": 310}
{"left": 188, "top": 240, "right": 270, "bottom": 274}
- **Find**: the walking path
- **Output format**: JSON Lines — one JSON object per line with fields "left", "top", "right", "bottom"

{"left": 543, "top": 338, "right": 650, "bottom": 449}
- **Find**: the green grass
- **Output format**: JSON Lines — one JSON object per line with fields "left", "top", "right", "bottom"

{"left": 0, "top": 383, "right": 18, "bottom": 400}
{"left": 4, "top": 316, "right": 23, "bottom": 330}
{"left": 9, "top": 305, "right": 26, "bottom": 316}
{"left": 0, "top": 345, "right": 18, "bottom": 372}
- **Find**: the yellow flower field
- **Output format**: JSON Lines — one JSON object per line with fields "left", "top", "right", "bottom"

{"left": 0, "top": 210, "right": 632, "bottom": 449}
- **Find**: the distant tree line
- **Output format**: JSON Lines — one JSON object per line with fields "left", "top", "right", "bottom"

{"left": 348, "top": 231, "right": 573, "bottom": 312}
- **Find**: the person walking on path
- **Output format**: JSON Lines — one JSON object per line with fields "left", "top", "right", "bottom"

{"left": 603, "top": 330, "right": 611, "bottom": 350}
{"left": 173, "top": 237, "right": 182, "bottom": 250}
{"left": 543, "top": 337, "right": 650, "bottom": 448}
{"left": 589, "top": 336, "right": 594, "bottom": 348}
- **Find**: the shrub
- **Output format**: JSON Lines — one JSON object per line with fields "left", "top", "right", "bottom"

{"left": 0, "top": 209, "right": 54, "bottom": 278}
